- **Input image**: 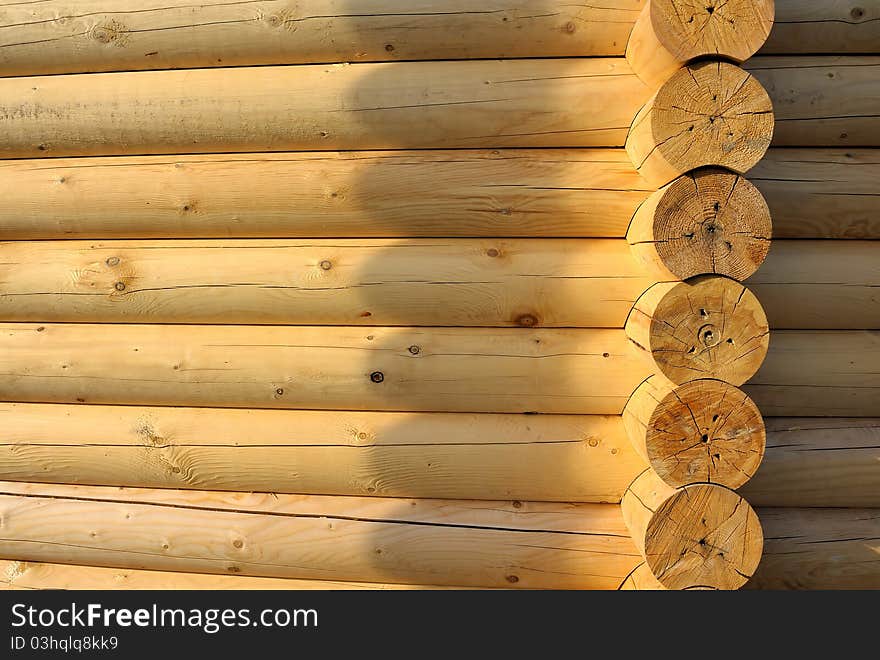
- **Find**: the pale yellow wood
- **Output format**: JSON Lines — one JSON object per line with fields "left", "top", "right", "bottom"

{"left": 0, "top": 323, "right": 649, "bottom": 415}
{"left": 626, "top": 61, "right": 774, "bottom": 186}
{"left": 0, "top": 1, "right": 646, "bottom": 76}
{"left": 626, "top": 168, "right": 771, "bottom": 281}
{"left": 749, "top": 507, "right": 880, "bottom": 590}
{"left": 625, "top": 276, "right": 769, "bottom": 386}
{"left": 763, "top": 1, "right": 880, "bottom": 54}
{"left": 0, "top": 482, "right": 641, "bottom": 590}
{"left": 0, "top": 59, "right": 650, "bottom": 158}
{"left": 0, "top": 402, "right": 641, "bottom": 503}
{"left": 746, "top": 56, "right": 880, "bottom": 147}
{"left": 623, "top": 376, "right": 765, "bottom": 489}
{"left": 745, "top": 330, "right": 880, "bottom": 417}
{"left": 750, "top": 241, "right": 880, "bottom": 330}
{"left": 618, "top": 563, "right": 665, "bottom": 590}
{"left": 626, "top": 0, "right": 774, "bottom": 86}
{"left": 620, "top": 469, "right": 762, "bottom": 590}
{"left": 744, "top": 418, "right": 880, "bottom": 507}
{"left": 0, "top": 150, "right": 652, "bottom": 240}
{"left": 0, "top": 239, "right": 654, "bottom": 327}
{"left": 751, "top": 149, "right": 880, "bottom": 239}
{"left": 0, "top": 561, "right": 457, "bottom": 591}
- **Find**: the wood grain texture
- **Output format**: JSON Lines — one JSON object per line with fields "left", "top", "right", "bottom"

{"left": 751, "top": 149, "right": 880, "bottom": 239}
{"left": 744, "top": 418, "right": 880, "bottom": 507}
{"left": 1, "top": 560, "right": 457, "bottom": 590}
{"left": 0, "top": 482, "right": 641, "bottom": 590}
{"left": 745, "top": 330, "right": 880, "bottom": 417}
{"left": 0, "top": 323, "right": 650, "bottom": 415}
{"left": 0, "top": 0, "right": 647, "bottom": 76}
{"left": 763, "top": 0, "right": 880, "bottom": 54}
{"left": 749, "top": 241, "right": 880, "bottom": 330}
{"left": 0, "top": 59, "right": 650, "bottom": 158}
{"left": 749, "top": 507, "right": 880, "bottom": 590}
{"left": 746, "top": 56, "right": 880, "bottom": 147}
{"left": 0, "top": 403, "right": 641, "bottom": 503}
{"left": 0, "top": 150, "right": 653, "bottom": 240}
{"left": 0, "top": 239, "right": 655, "bottom": 328}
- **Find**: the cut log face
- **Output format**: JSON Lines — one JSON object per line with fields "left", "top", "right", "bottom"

{"left": 623, "top": 376, "right": 765, "bottom": 489}
{"left": 626, "top": 61, "right": 774, "bottom": 186}
{"left": 627, "top": 168, "right": 772, "bottom": 280}
{"left": 628, "top": 0, "right": 775, "bottom": 85}
{"left": 622, "top": 469, "right": 763, "bottom": 590}
{"left": 626, "top": 276, "right": 770, "bottom": 386}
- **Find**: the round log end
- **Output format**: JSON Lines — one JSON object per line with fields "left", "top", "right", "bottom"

{"left": 638, "top": 168, "right": 772, "bottom": 281}
{"left": 638, "top": 276, "right": 769, "bottom": 385}
{"left": 645, "top": 484, "right": 763, "bottom": 590}
{"left": 627, "top": 62, "right": 774, "bottom": 186}
{"left": 650, "top": 0, "right": 775, "bottom": 64}
{"left": 645, "top": 379, "right": 765, "bottom": 489}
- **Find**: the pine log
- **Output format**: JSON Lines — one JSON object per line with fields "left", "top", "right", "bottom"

{"left": 744, "top": 330, "right": 880, "bottom": 417}
{"left": 626, "top": 0, "right": 774, "bottom": 86}
{"left": 0, "top": 1, "right": 647, "bottom": 76}
{"left": 0, "top": 323, "right": 650, "bottom": 415}
{"left": 749, "top": 507, "right": 880, "bottom": 590}
{"left": 622, "top": 376, "right": 765, "bottom": 489}
{"left": 626, "top": 61, "right": 774, "bottom": 186}
{"left": 620, "top": 469, "right": 762, "bottom": 590}
{"left": 0, "top": 239, "right": 656, "bottom": 328}
{"left": 0, "top": 150, "right": 653, "bottom": 240}
{"left": 764, "top": 1, "right": 880, "bottom": 54}
{"left": 626, "top": 168, "right": 771, "bottom": 281}
{"left": 0, "top": 59, "right": 650, "bottom": 159}
{"left": 0, "top": 482, "right": 641, "bottom": 590}
{"left": 749, "top": 240, "right": 880, "bottom": 330}
{"left": 743, "top": 418, "right": 880, "bottom": 507}
{"left": 1, "top": 149, "right": 875, "bottom": 241}
{"left": 746, "top": 56, "right": 880, "bottom": 147}
{"left": 625, "top": 276, "right": 769, "bottom": 386}
{"left": 0, "top": 403, "right": 641, "bottom": 503}
{"left": 1, "top": 561, "right": 456, "bottom": 591}
{"left": 751, "top": 149, "right": 880, "bottom": 239}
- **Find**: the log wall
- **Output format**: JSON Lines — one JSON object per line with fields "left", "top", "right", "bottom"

{"left": 0, "top": 0, "right": 877, "bottom": 591}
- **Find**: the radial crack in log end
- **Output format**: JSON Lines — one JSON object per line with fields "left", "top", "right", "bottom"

{"left": 627, "top": 0, "right": 775, "bottom": 86}
{"left": 625, "top": 275, "right": 770, "bottom": 386}
{"left": 625, "top": 61, "right": 774, "bottom": 187}
{"left": 624, "top": 376, "right": 766, "bottom": 489}
{"left": 627, "top": 167, "right": 772, "bottom": 281}
{"left": 622, "top": 470, "right": 763, "bottom": 590}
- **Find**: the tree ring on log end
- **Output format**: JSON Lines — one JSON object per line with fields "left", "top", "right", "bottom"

{"left": 650, "top": 0, "right": 775, "bottom": 65}
{"left": 626, "top": 62, "right": 774, "bottom": 187}
{"left": 628, "top": 275, "right": 769, "bottom": 385}
{"left": 645, "top": 484, "right": 762, "bottom": 590}
{"left": 645, "top": 379, "right": 765, "bottom": 489}
{"left": 635, "top": 168, "right": 772, "bottom": 281}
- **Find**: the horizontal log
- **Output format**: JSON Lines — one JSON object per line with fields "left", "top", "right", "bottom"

{"left": 1, "top": 560, "right": 456, "bottom": 590}
{"left": 0, "top": 59, "right": 651, "bottom": 158}
{"left": 0, "top": 324, "right": 870, "bottom": 416}
{"left": 749, "top": 241, "right": 880, "bottom": 330}
{"left": 751, "top": 149, "right": 880, "bottom": 239}
{"left": 746, "top": 57, "right": 880, "bottom": 147}
{"left": 749, "top": 507, "right": 880, "bottom": 590}
{"left": 0, "top": 1, "right": 647, "bottom": 75}
{"left": 763, "top": 1, "right": 880, "bottom": 54}
{"left": 0, "top": 403, "right": 641, "bottom": 503}
{"left": 743, "top": 418, "right": 880, "bottom": 507}
{"left": 0, "top": 323, "right": 650, "bottom": 414}
{"left": 1, "top": 149, "right": 876, "bottom": 241}
{"left": 0, "top": 150, "right": 652, "bottom": 240}
{"left": 0, "top": 239, "right": 655, "bottom": 327}
{"left": 0, "top": 482, "right": 641, "bottom": 589}
{"left": 744, "top": 330, "right": 880, "bottom": 417}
